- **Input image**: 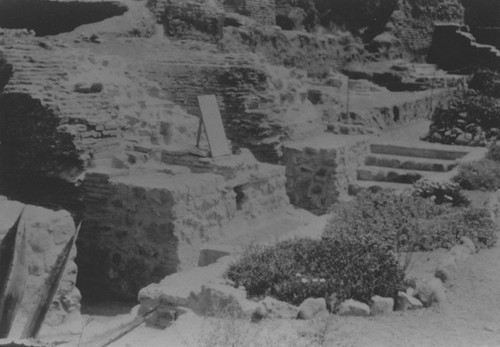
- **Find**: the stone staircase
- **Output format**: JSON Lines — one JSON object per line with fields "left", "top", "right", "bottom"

{"left": 349, "top": 141, "right": 485, "bottom": 194}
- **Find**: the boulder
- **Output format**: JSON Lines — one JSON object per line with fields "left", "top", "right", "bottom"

{"left": 455, "top": 132, "right": 473, "bottom": 145}
{"left": 415, "top": 277, "right": 446, "bottom": 307}
{"left": 370, "top": 296, "right": 394, "bottom": 315}
{"left": 338, "top": 299, "right": 370, "bottom": 317}
{"left": 297, "top": 297, "right": 328, "bottom": 320}
{"left": 397, "top": 292, "right": 423, "bottom": 311}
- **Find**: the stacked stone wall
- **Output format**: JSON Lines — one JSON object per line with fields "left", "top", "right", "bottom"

{"left": 0, "top": 197, "right": 80, "bottom": 333}
{"left": 283, "top": 136, "right": 369, "bottom": 215}
{"left": 78, "top": 159, "right": 289, "bottom": 300}
{"left": 221, "top": 0, "right": 276, "bottom": 26}
{"left": 147, "top": 0, "right": 224, "bottom": 42}
{"left": 220, "top": 26, "right": 364, "bottom": 77}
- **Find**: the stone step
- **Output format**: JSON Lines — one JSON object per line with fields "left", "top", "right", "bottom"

{"left": 356, "top": 166, "right": 429, "bottom": 184}
{"left": 370, "top": 143, "right": 469, "bottom": 160}
{"left": 364, "top": 154, "right": 457, "bottom": 172}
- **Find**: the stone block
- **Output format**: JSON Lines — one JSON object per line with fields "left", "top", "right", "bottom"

{"left": 338, "top": 299, "right": 370, "bottom": 317}
{"left": 370, "top": 296, "right": 394, "bottom": 315}
{"left": 397, "top": 292, "right": 423, "bottom": 311}
{"left": 297, "top": 297, "right": 328, "bottom": 320}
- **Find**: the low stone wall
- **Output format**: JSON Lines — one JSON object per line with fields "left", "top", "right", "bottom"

{"left": 0, "top": 196, "right": 80, "bottom": 334}
{"left": 283, "top": 134, "right": 369, "bottom": 215}
{"left": 78, "top": 152, "right": 289, "bottom": 300}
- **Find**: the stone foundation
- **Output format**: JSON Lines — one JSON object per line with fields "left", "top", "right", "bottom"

{"left": 78, "top": 150, "right": 289, "bottom": 300}
{"left": 283, "top": 134, "right": 368, "bottom": 215}
{"left": 0, "top": 196, "right": 80, "bottom": 335}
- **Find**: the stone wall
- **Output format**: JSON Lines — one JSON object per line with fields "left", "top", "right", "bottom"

{"left": 0, "top": 197, "right": 80, "bottom": 334}
{"left": 388, "top": 0, "right": 464, "bottom": 59}
{"left": 77, "top": 151, "right": 289, "bottom": 300}
{"left": 222, "top": 0, "right": 276, "bottom": 26}
{"left": 283, "top": 135, "right": 369, "bottom": 215}
{"left": 147, "top": 0, "right": 224, "bottom": 42}
{"left": 428, "top": 24, "right": 500, "bottom": 71}
{"left": 220, "top": 25, "right": 364, "bottom": 77}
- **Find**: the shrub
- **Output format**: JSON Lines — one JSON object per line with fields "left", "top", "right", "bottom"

{"left": 412, "top": 178, "right": 470, "bottom": 207}
{"left": 453, "top": 159, "right": 500, "bottom": 191}
{"left": 468, "top": 69, "right": 500, "bottom": 98}
{"left": 324, "top": 190, "right": 449, "bottom": 253}
{"left": 225, "top": 237, "right": 405, "bottom": 308}
{"left": 419, "top": 208, "right": 497, "bottom": 250}
{"left": 324, "top": 189, "right": 496, "bottom": 251}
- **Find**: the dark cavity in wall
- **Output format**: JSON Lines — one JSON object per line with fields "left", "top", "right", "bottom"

{"left": 0, "top": 0, "right": 128, "bottom": 36}
{"left": 234, "top": 184, "right": 248, "bottom": 210}
{"left": 0, "top": 93, "right": 83, "bottom": 214}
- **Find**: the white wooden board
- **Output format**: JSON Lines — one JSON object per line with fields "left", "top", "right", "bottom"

{"left": 197, "top": 95, "right": 231, "bottom": 157}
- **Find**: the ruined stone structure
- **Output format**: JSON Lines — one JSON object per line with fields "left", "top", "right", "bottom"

{"left": 79, "top": 150, "right": 289, "bottom": 299}
{"left": 428, "top": 24, "right": 500, "bottom": 71}
{"left": 0, "top": 197, "right": 80, "bottom": 333}
{"left": 221, "top": 0, "right": 276, "bottom": 26}
{"left": 147, "top": 0, "right": 225, "bottom": 42}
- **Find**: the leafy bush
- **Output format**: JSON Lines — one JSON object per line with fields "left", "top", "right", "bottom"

{"left": 468, "top": 69, "right": 500, "bottom": 98}
{"left": 225, "top": 237, "right": 405, "bottom": 308}
{"left": 419, "top": 208, "right": 497, "bottom": 250}
{"left": 425, "top": 89, "right": 500, "bottom": 145}
{"left": 324, "top": 189, "right": 496, "bottom": 251}
{"left": 453, "top": 159, "right": 500, "bottom": 191}
{"left": 412, "top": 178, "right": 470, "bottom": 207}
{"left": 324, "top": 190, "right": 449, "bottom": 252}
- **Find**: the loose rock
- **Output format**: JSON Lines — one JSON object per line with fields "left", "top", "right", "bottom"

{"left": 338, "top": 299, "right": 370, "bottom": 317}
{"left": 415, "top": 277, "right": 446, "bottom": 307}
{"left": 461, "top": 236, "right": 476, "bottom": 254}
{"left": 370, "top": 296, "right": 394, "bottom": 315}
{"left": 297, "top": 297, "right": 328, "bottom": 320}
{"left": 397, "top": 292, "right": 423, "bottom": 311}
{"left": 434, "top": 253, "right": 457, "bottom": 283}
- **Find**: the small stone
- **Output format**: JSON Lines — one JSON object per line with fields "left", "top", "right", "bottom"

{"left": 434, "top": 253, "right": 457, "bottom": 283}
{"left": 338, "top": 299, "right": 370, "bottom": 317}
{"left": 461, "top": 236, "right": 476, "bottom": 254}
{"left": 450, "top": 244, "right": 471, "bottom": 264}
{"left": 297, "top": 297, "right": 328, "bottom": 320}
{"left": 370, "top": 296, "right": 394, "bottom": 315}
{"left": 397, "top": 292, "right": 423, "bottom": 311}
{"left": 415, "top": 277, "right": 446, "bottom": 307}
{"left": 254, "top": 296, "right": 298, "bottom": 320}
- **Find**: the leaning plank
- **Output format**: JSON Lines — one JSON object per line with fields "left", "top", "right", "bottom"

{"left": 0, "top": 208, "right": 28, "bottom": 338}
{"left": 21, "top": 222, "right": 82, "bottom": 339}
{"left": 197, "top": 95, "right": 231, "bottom": 157}
{"left": 79, "top": 305, "right": 160, "bottom": 347}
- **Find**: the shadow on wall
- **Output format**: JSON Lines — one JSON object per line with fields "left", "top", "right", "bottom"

{"left": 0, "top": 93, "right": 83, "bottom": 213}
{"left": 0, "top": 0, "right": 128, "bottom": 36}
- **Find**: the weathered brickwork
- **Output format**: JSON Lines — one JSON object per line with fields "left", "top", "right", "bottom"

{"left": 0, "top": 197, "right": 80, "bottom": 332}
{"left": 220, "top": 25, "right": 364, "bottom": 77}
{"left": 428, "top": 24, "right": 500, "bottom": 71}
{"left": 390, "top": 0, "right": 464, "bottom": 59}
{"left": 147, "top": 0, "right": 224, "bottom": 42}
{"left": 221, "top": 0, "right": 276, "bottom": 26}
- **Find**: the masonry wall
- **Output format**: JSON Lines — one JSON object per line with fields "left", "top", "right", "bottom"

{"left": 428, "top": 24, "right": 500, "bottom": 71}
{"left": 283, "top": 135, "right": 368, "bottom": 215}
{"left": 222, "top": 0, "right": 276, "bottom": 26}
{"left": 0, "top": 197, "right": 80, "bottom": 333}
{"left": 78, "top": 159, "right": 289, "bottom": 300}
{"left": 220, "top": 25, "right": 364, "bottom": 77}
{"left": 147, "top": 0, "right": 224, "bottom": 42}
